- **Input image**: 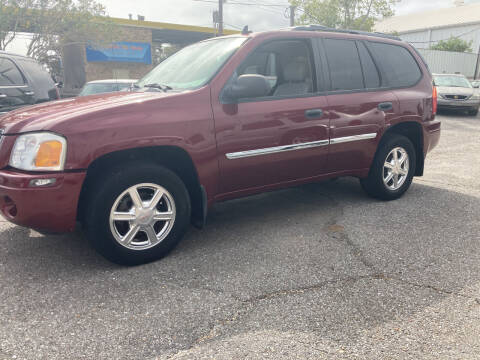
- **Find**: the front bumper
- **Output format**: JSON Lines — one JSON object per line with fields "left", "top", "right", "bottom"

{"left": 437, "top": 98, "right": 480, "bottom": 110}
{"left": 0, "top": 170, "right": 86, "bottom": 233}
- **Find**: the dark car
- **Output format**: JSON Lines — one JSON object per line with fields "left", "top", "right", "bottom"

{"left": 78, "top": 79, "right": 137, "bottom": 97}
{"left": 0, "top": 51, "right": 59, "bottom": 115}
{"left": 0, "top": 26, "right": 440, "bottom": 265}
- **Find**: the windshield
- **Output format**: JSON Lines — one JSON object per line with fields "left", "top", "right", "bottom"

{"left": 434, "top": 75, "right": 472, "bottom": 88}
{"left": 137, "top": 37, "right": 247, "bottom": 90}
{"left": 80, "top": 83, "right": 122, "bottom": 96}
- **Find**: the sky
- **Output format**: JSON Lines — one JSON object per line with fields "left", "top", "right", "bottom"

{"left": 6, "top": 0, "right": 480, "bottom": 54}
{"left": 96, "top": 0, "right": 480, "bottom": 31}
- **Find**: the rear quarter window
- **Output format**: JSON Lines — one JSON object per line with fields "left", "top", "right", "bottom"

{"left": 368, "top": 42, "right": 422, "bottom": 88}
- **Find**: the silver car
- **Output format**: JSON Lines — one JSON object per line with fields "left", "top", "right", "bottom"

{"left": 78, "top": 79, "right": 137, "bottom": 97}
{"left": 434, "top": 74, "right": 480, "bottom": 116}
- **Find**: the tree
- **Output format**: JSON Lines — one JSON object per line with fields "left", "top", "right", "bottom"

{"left": 430, "top": 37, "right": 473, "bottom": 53}
{"left": 0, "top": 0, "right": 112, "bottom": 79}
{"left": 289, "top": 0, "right": 398, "bottom": 32}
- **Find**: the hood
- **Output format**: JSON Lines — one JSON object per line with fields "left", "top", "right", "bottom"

{"left": 0, "top": 91, "right": 179, "bottom": 134}
{"left": 436, "top": 86, "right": 474, "bottom": 97}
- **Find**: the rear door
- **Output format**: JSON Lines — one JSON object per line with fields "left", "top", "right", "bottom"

{"left": 318, "top": 37, "right": 400, "bottom": 172}
{"left": 0, "top": 57, "right": 35, "bottom": 114}
{"left": 15, "top": 58, "right": 59, "bottom": 102}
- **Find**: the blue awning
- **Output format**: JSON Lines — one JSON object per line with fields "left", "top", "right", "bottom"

{"left": 86, "top": 42, "right": 152, "bottom": 64}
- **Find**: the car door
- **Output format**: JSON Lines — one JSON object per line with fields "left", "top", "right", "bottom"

{"left": 318, "top": 37, "right": 400, "bottom": 172}
{"left": 212, "top": 37, "right": 330, "bottom": 195}
{"left": 0, "top": 57, "right": 35, "bottom": 114}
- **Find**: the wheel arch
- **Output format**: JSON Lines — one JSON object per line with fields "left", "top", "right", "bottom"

{"left": 77, "top": 145, "right": 207, "bottom": 229}
{"left": 380, "top": 121, "right": 424, "bottom": 176}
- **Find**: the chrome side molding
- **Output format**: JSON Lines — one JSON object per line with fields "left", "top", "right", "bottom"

{"left": 329, "top": 133, "right": 377, "bottom": 144}
{"left": 226, "top": 133, "right": 377, "bottom": 160}
{"left": 226, "top": 139, "right": 329, "bottom": 160}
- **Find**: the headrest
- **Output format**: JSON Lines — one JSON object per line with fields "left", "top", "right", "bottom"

{"left": 283, "top": 58, "right": 307, "bottom": 82}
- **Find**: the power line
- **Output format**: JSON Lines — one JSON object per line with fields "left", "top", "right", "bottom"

{"left": 193, "top": 0, "right": 287, "bottom": 7}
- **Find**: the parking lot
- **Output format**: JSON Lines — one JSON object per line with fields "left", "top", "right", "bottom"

{"left": 0, "top": 112, "right": 479, "bottom": 359}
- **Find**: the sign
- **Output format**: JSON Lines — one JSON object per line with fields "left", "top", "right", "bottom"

{"left": 86, "top": 42, "right": 152, "bottom": 64}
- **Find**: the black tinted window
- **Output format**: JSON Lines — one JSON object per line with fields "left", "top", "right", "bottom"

{"left": 324, "top": 39, "right": 364, "bottom": 91}
{"left": 0, "top": 58, "right": 24, "bottom": 86}
{"left": 357, "top": 42, "right": 380, "bottom": 89}
{"left": 16, "top": 59, "right": 54, "bottom": 88}
{"left": 368, "top": 42, "right": 422, "bottom": 87}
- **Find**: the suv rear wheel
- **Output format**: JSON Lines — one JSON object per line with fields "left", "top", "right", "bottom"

{"left": 360, "top": 134, "right": 416, "bottom": 201}
{"left": 468, "top": 108, "right": 479, "bottom": 116}
{"left": 85, "top": 163, "right": 191, "bottom": 265}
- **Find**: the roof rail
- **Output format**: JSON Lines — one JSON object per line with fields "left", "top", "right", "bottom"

{"left": 291, "top": 25, "right": 402, "bottom": 41}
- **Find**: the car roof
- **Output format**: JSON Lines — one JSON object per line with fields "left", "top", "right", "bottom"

{"left": 212, "top": 25, "right": 405, "bottom": 44}
{"left": 86, "top": 79, "right": 137, "bottom": 84}
{"left": 0, "top": 50, "right": 36, "bottom": 61}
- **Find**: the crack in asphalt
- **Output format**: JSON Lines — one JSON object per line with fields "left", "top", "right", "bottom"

{"left": 166, "top": 188, "right": 480, "bottom": 358}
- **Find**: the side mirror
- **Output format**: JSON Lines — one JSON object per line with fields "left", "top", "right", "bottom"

{"left": 473, "top": 84, "right": 479, "bottom": 89}
{"left": 223, "top": 74, "right": 271, "bottom": 102}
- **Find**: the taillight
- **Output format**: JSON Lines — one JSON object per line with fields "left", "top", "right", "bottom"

{"left": 432, "top": 84, "right": 438, "bottom": 115}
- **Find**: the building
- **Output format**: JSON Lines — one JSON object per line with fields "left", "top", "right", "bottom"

{"left": 62, "top": 18, "right": 239, "bottom": 96}
{"left": 375, "top": 1, "right": 480, "bottom": 78}
{"left": 375, "top": 1, "right": 480, "bottom": 50}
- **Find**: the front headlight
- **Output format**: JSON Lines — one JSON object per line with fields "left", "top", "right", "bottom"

{"left": 9, "top": 132, "right": 67, "bottom": 171}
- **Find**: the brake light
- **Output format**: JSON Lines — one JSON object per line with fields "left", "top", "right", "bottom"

{"left": 432, "top": 84, "right": 438, "bottom": 115}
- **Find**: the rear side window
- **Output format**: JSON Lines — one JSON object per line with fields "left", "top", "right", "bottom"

{"left": 0, "top": 58, "right": 24, "bottom": 86}
{"left": 357, "top": 42, "right": 380, "bottom": 89}
{"left": 368, "top": 42, "right": 422, "bottom": 88}
{"left": 324, "top": 39, "right": 364, "bottom": 91}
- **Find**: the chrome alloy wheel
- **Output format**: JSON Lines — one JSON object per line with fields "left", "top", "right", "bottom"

{"left": 109, "top": 183, "right": 176, "bottom": 250}
{"left": 383, "top": 147, "right": 410, "bottom": 191}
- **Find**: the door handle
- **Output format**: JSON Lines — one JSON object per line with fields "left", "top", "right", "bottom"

{"left": 0, "top": 94, "right": 7, "bottom": 98}
{"left": 305, "top": 109, "right": 323, "bottom": 119}
{"left": 24, "top": 91, "right": 35, "bottom": 96}
{"left": 378, "top": 102, "right": 393, "bottom": 111}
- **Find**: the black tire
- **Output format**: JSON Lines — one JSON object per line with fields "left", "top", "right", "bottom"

{"left": 468, "top": 108, "right": 479, "bottom": 116}
{"left": 360, "top": 134, "right": 416, "bottom": 201}
{"left": 85, "top": 163, "right": 191, "bottom": 266}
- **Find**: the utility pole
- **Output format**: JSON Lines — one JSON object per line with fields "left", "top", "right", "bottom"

{"left": 475, "top": 43, "right": 480, "bottom": 80}
{"left": 218, "top": 0, "right": 224, "bottom": 36}
{"left": 289, "top": 5, "right": 296, "bottom": 27}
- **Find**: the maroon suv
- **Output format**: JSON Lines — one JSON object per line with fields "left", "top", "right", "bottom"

{"left": 0, "top": 27, "right": 440, "bottom": 265}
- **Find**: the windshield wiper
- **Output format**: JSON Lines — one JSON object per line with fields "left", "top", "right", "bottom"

{"left": 143, "top": 83, "right": 173, "bottom": 92}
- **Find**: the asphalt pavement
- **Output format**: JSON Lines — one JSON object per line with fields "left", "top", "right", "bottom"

{"left": 1, "top": 112, "right": 480, "bottom": 359}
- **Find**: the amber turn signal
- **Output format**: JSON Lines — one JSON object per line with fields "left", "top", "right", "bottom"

{"left": 35, "top": 141, "right": 63, "bottom": 168}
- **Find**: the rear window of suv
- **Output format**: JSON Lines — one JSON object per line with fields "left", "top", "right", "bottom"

{"left": 368, "top": 42, "right": 422, "bottom": 88}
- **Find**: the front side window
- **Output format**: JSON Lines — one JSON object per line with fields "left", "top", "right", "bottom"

{"left": 137, "top": 37, "right": 247, "bottom": 90}
{"left": 368, "top": 42, "right": 422, "bottom": 88}
{"left": 235, "top": 39, "right": 316, "bottom": 98}
{"left": 0, "top": 58, "right": 24, "bottom": 86}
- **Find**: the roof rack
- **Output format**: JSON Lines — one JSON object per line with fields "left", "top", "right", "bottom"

{"left": 291, "top": 25, "right": 402, "bottom": 41}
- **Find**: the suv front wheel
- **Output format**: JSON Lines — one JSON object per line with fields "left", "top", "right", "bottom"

{"left": 360, "top": 134, "right": 416, "bottom": 201}
{"left": 85, "top": 163, "right": 191, "bottom": 265}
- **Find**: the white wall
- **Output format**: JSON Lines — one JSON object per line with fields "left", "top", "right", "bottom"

{"left": 400, "top": 24, "right": 480, "bottom": 52}
{"left": 418, "top": 49, "right": 479, "bottom": 78}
